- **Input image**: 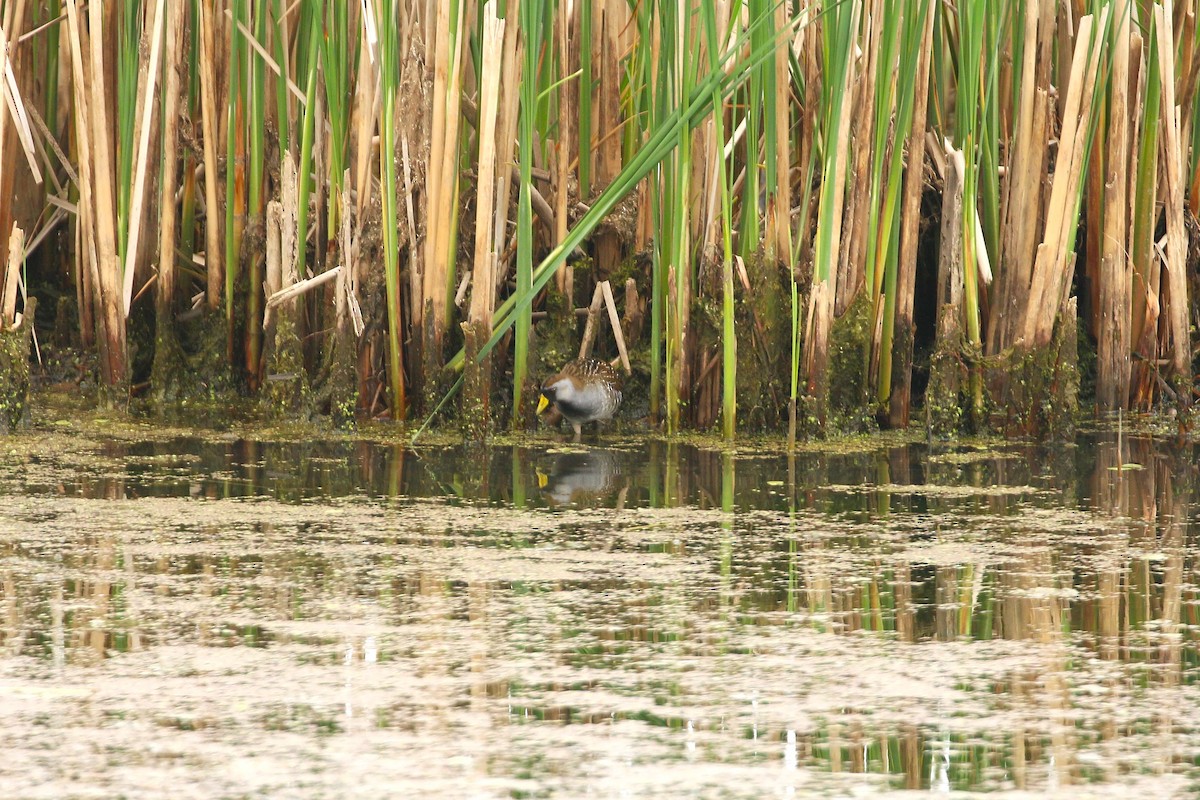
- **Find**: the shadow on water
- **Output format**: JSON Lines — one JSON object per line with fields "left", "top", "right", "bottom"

{"left": 2, "top": 432, "right": 1199, "bottom": 796}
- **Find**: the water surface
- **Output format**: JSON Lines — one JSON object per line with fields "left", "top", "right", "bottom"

{"left": 2, "top": 431, "right": 1198, "bottom": 797}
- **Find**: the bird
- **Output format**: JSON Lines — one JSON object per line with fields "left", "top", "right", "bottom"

{"left": 536, "top": 358, "right": 623, "bottom": 441}
{"left": 535, "top": 449, "right": 629, "bottom": 507}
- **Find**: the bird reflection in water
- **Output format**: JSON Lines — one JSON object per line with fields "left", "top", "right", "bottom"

{"left": 535, "top": 449, "right": 629, "bottom": 508}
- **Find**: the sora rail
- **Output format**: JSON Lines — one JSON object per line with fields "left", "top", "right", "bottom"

{"left": 536, "top": 358, "right": 623, "bottom": 441}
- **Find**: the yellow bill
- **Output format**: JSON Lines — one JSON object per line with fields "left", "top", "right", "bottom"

{"left": 536, "top": 469, "right": 549, "bottom": 489}
{"left": 536, "top": 394, "right": 550, "bottom": 414}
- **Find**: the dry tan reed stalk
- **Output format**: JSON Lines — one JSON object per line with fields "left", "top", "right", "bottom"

{"left": 792, "top": 3, "right": 818, "bottom": 279}
{"left": 25, "top": 101, "right": 75, "bottom": 186}
{"left": 553, "top": 1, "right": 572, "bottom": 301}
{"left": 698, "top": 0, "right": 731, "bottom": 262}
{"left": 63, "top": 0, "right": 97, "bottom": 348}
{"left": 1096, "top": 0, "right": 1133, "bottom": 410}
{"left": 1022, "top": 10, "right": 1106, "bottom": 347}
{"left": 594, "top": 0, "right": 623, "bottom": 279}
{"left": 280, "top": 151, "right": 297, "bottom": 289}
{"left": 990, "top": 0, "right": 1043, "bottom": 352}
{"left": 420, "top": 0, "right": 463, "bottom": 352}
{"left": 940, "top": 143, "right": 965, "bottom": 313}
{"left": 2, "top": 223, "right": 21, "bottom": 324}
{"left": 156, "top": 0, "right": 185, "bottom": 319}
{"left": 468, "top": 5, "right": 504, "bottom": 334}
{"left": 838, "top": 0, "right": 880, "bottom": 314}
{"left": 71, "top": 0, "right": 123, "bottom": 384}
{"left": 400, "top": 129, "right": 420, "bottom": 326}
{"left": 490, "top": 0, "right": 521, "bottom": 296}
{"left": 198, "top": 0, "right": 222, "bottom": 310}
{"left": 1156, "top": 3, "right": 1190, "bottom": 400}
{"left": 266, "top": 265, "right": 341, "bottom": 310}
{"left": 265, "top": 200, "right": 282, "bottom": 299}
{"left": 0, "top": 22, "right": 43, "bottom": 188}
{"left": 262, "top": 198, "right": 281, "bottom": 337}
{"left": 342, "top": 184, "right": 364, "bottom": 338}
{"left": 578, "top": 281, "right": 604, "bottom": 359}
{"left": 771, "top": 0, "right": 791, "bottom": 261}
{"left": 0, "top": 0, "right": 32, "bottom": 278}
{"left": 352, "top": 17, "right": 376, "bottom": 220}
{"left": 888, "top": 0, "right": 934, "bottom": 428}
{"left": 600, "top": 279, "right": 631, "bottom": 375}
{"left": 122, "top": 0, "right": 165, "bottom": 316}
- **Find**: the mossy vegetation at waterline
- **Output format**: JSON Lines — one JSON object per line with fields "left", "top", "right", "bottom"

{"left": 1, "top": 0, "right": 1198, "bottom": 443}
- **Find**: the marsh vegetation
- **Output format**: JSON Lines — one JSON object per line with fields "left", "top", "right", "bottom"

{"left": 0, "top": 0, "right": 1196, "bottom": 440}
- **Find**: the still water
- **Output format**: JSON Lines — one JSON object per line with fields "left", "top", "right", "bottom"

{"left": 1, "top": 430, "right": 1198, "bottom": 797}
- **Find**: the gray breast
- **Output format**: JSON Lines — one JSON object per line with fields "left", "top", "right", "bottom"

{"left": 557, "top": 382, "right": 621, "bottom": 424}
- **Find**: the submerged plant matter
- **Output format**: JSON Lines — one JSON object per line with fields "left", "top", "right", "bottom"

{"left": 2, "top": 0, "right": 1197, "bottom": 435}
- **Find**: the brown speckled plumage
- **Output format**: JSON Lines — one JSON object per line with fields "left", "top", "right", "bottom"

{"left": 538, "top": 358, "right": 623, "bottom": 440}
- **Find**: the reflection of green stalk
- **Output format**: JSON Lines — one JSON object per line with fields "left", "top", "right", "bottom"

{"left": 787, "top": 455, "right": 798, "bottom": 613}
{"left": 512, "top": 447, "right": 526, "bottom": 509}
{"left": 720, "top": 452, "right": 734, "bottom": 620}
{"left": 378, "top": 0, "right": 405, "bottom": 418}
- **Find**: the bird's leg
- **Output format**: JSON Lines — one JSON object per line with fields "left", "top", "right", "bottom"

{"left": 572, "top": 423, "right": 582, "bottom": 442}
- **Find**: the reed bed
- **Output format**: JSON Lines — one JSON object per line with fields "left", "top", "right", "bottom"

{"left": 1, "top": 0, "right": 1198, "bottom": 440}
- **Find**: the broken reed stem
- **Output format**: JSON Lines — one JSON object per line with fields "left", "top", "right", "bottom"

{"left": 0, "top": 19, "right": 44, "bottom": 188}
{"left": 578, "top": 281, "right": 604, "bottom": 360}
{"left": 2, "top": 223, "right": 22, "bottom": 325}
{"left": 265, "top": 265, "right": 340, "bottom": 311}
{"left": 600, "top": 280, "right": 631, "bottom": 376}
